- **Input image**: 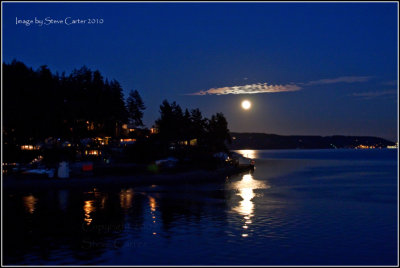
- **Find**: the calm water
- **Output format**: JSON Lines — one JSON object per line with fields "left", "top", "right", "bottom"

{"left": 3, "top": 149, "right": 398, "bottom": 265}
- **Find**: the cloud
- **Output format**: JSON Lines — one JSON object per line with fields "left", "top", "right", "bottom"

{"left": 187, "top": 83, "right": 301, "bottom": 95}
{"left": 187, "top": 75, "right": 372, "bottom": 96}
{"left": 305, "top": 76, "right": 372, "bottom": 86}
{"left": 352, "top": 90, "right": 397, "bottom": 99}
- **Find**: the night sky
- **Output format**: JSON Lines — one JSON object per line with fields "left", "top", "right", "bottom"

{"left": 2, "top": 2, "right": 398, "bottom": 141}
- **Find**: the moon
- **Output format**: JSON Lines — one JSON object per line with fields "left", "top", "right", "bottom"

{"left": 241, "top": 100, "right": 251, "bottom": 110}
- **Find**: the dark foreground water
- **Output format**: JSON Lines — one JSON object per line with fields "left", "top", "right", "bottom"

{"left": 3, "top": 149, "right": 398, "bottom": 265}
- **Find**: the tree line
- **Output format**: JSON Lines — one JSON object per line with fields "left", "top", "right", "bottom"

{"left": 155, "top": 100, "right": 231, "bottom": 153}
{"left": 3, "top": 60, "right": 128, "bottom": 144}
{"left": 3, "top": 60, "right": 231, "bottom": 162}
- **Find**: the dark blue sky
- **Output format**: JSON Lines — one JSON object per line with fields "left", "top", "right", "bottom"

{"left": 2, "top": 2, "right": 398, "bottom": 141}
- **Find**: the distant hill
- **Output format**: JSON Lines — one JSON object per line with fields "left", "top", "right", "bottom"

{"left": 228, "top": 132, "right": 396, "bottom": 149}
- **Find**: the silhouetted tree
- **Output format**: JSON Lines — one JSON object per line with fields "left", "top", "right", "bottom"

{"left": 154, "top": 100, "right": 231, "bottom": 155}
{"left": 104, "top": 80, "right": 128, "bottom": 136}
{"left": 3, "top": 60, "right": 129, "bottom": 147}
{"left": 126, "top": 90, "right": 145, "bottom": 127}
{"left": 189, "top": 108, "right": 207, "bottom": 145}
{"left": 156, "top": 100, "right": 183, "bottom": 142}
{"left": 206, "top": 113, "right": 231, "bottom": 152}
{"left": 3, "top": 60, "right": 38, "bottom": 144}
{"left": 182, "top": 109, "right": 192, "bottom": 144}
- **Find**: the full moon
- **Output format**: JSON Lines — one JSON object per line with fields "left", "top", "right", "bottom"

{"left": 241, "top": 100, "right": 251, "bottom": 110}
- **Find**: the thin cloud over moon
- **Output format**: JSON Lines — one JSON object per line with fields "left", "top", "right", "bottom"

{"left": 187, "top": 83, "right": 301, "bottom": 96}
{"left": 187, "top": 76, "right": 372, "bottom": 96}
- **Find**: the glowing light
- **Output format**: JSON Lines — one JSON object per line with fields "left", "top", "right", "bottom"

{"left": 356, "top": 144, "right": 376, "bottom": 149}
{"left": 120, "top": 138, "right": 136, "bottom": 144}
{"left": 189, "top": 139, "right": 198, "bottom": 146}
{"left": 120, "top": 188, "right": 134, "bottom": 209}
{"left": 21, "top": 145, "right": 39, "bottom": 150}
{"left": 232, "top": 173, "right": 270, "bottom": 238}
{"left": 387, "top": 143, "right": 398, "bottom": 149}
{"left": 241, "top": 100, "right": 251, "bottom": 110}
{"left": 83, "top": 200, "right": 95, "bottom": 225}
{"left": 23, "top": 195, "right": 38, "bottom": 214}
{"left": 85, "top": 150, "right": 101, "bottom": 156}
{"left": 242, "top": 174, "right": 252, "bottom": 182}
{"left": 149, "top": 196, "right": 157, "bottom": 212}
{"left": 237, "top": 149, "right": 257, "bottom": 159}
{"left": 236, "top": 188, "right": 255, "bottom": 216}
{"left": 101, "top": 196, "right": 107, "bottom": 209}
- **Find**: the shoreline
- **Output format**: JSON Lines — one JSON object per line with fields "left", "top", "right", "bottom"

{"left": 3, "top": 165, "right": 253, "bottom": 191}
